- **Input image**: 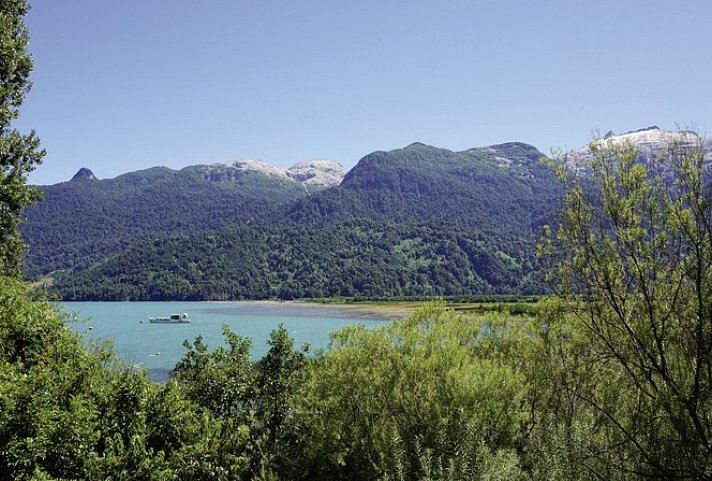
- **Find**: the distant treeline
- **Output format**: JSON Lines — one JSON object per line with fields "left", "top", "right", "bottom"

{"left": 50, "top": 223, "right": 550, "bottom": 301}
{"left": 305, "top": 294, "right": 543, "bottom": 303}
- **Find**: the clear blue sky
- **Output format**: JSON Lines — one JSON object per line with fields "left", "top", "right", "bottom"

{"left": 16, "top": 0, "right": 712, "bottom": 184}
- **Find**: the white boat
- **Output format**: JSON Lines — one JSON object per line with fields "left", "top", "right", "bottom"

{"left": 148, "top": 313, "right": 191, "bottom": 324}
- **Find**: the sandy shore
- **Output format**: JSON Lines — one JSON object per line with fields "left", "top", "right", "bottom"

{"left": 242, "top": 299, "right": 418, "bottom": 320}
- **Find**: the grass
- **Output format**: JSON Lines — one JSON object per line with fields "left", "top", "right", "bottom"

{"left": 302, "top": 295, "right": 546, "bottom": 317}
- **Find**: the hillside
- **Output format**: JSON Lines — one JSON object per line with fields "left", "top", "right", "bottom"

{"left": 21, "top": 162, "right": 331, "bottom": 278}
{"left": 54, "top": 223, "right": 548, "bottom": 300}
{"left": 23, "top": 140, "right": 562, "bottom": 300}
{"left": 286, "top": 142, "right": 560, "bottom": 231}
{"left": 39, "top": 127, "right": 711, "bottom": 301}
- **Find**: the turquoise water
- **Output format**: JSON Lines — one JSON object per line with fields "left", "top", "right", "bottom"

{"left": 60, "top": 301, "right": 389, "bottom": 380}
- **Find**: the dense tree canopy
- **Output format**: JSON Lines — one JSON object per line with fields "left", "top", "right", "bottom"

{"left": 21, "top": 141, "right": 561, "bottom": 298}
{"left": 52, "top": 222, "right": 548, "bottom": 301}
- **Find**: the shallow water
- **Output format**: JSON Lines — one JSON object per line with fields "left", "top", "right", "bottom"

{"left": 60, "top": 301, "right": 389, "bottom": 380}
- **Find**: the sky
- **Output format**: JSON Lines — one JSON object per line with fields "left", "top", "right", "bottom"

{"left": 16, "top": 0, "right": 712, "bottom": 185}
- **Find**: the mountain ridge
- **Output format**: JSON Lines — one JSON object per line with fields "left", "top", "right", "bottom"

{"left": 23, "top": 128, "right": 709, "bottom": 300}
{"left": 564, "top": 126, "right": 712, "bottom": 170}
{"left": 64, "top": 157, "right": 346, "bottom": 189}
{"left": 25, "top": 139, "right": 560, "bottom": 299}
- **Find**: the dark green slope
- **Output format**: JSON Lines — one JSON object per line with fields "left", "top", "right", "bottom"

{"left": 22, "top": 166, "right": 307, "bottom": 279}
{"left": 41, "top": 141, "right": 561, "bottom": 300}
{"left": 285, "top": 142, "right": 560, "bottom": 232}
{"left": 55, "top": 223, "right": 548, "bottom": 301}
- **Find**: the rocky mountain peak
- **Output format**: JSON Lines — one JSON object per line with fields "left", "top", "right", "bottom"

{"left": 564, "top": 127, "right": 711, "bottom": 171}
{"left": 223, "top": 159, "right": 291, "bottom": 179}
{"left": 286, "top": 159, "right": 345, "bottom": 187}
{"left": 195, "top": 158, "right": 345, "bottom": 187}
{"left": 600, "top": 126, "right": 690, "bottom": 145}
{"left": 70, "top": 168, "right": 97, "bottom": 182}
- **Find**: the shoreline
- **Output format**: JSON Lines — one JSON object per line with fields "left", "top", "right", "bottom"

{"left": 243, "top": 299, "right": 417, "bottom": 320}
{"left": 59, "top": 298, "right": 417, "bottom": 321}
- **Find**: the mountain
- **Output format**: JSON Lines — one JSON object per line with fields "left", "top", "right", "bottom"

{"left": 54, "top": 223, "right": 546, "bottom": 301}
{"left": 26, "top": 140, "right": 563, "bottom": 300}
{"left": 32, "top": 129, "right": 711, "bottom": 301}
{"left": 187, "top": 158, "right": 345, "bottom": 188}
{"left": 70, "top": 167, "right": 98, "bottom": 181}
{"left": 285, "top": 141, "right": 560, "bottom": 233}
{"left": 21, "top": 162, "right": 316, "bottom": 279}
{"left": 286, "top": 159, "right": 345, "bottom": 187}
{"left": 564, "top": 126, "right": 712, "bottom": 171}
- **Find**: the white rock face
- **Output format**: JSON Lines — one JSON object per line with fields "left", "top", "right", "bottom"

{"left": 220, "top": 159, "right": 291, "bottom": 180}
{"left": 194, "top": 159, "right": 290, "bottom": 183}
{"left": 286, "top": 159, "right": 346, "bottom": 187}
{"left": 595, "top": 126, "right": 701, "bottom": 149}
{"left": 565, "top": 126, "right": 712, "bottom": 171}
{"left": 198, "top": 158, "right": 345, "bottom": 187}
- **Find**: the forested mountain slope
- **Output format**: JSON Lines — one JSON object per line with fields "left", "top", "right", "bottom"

{"left": 46, "top": 126, "right": 712, "bottom": 301}
{"left": 21, "top": 162, "right": 331, "bottom": 278}
{"left": 25, "top": 140, "right": 563, "bottom": 300}
{"left": 55, "top": 223, "right": 547, "bottom": 300}
{"left": 286, "top": 141, "right": 559, "bottom": 232}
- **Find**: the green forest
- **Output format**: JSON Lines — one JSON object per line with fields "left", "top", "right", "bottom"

{"left": 21, "top": 166, "right": 308, "bottom": 279}
{"left": 21, "top": 126, "right": 562, "bottom": 300}
{"left": 3, "top": 2, "right": 712, "bottom": 479}
{"left": 53, "top": 222, "right": 547, "bottom": 300}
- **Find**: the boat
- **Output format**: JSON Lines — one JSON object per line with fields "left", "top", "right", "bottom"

{"left": 148, "top": 313, "right": 191, "bottom": 324}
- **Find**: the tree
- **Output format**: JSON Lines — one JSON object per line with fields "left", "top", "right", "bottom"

{"left": 542, "top": 132, "right": 712, "bottom": 478}
{"left": 0, "top": 0, "right": 44, "bottom": 277}
{"left": 173, "top": 326, "right": 256, "bottom": 420}
{"left": 289, "top": 303, "right": 527, "bottom": 481}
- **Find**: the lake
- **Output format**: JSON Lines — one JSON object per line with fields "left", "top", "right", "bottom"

{"left": 60, "top": 301, "right": 391, "bottom": 381}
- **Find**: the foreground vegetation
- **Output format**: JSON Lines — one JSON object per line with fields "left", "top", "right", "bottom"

{"left": 3, "top": 283, "right": 710, "bottom": 480}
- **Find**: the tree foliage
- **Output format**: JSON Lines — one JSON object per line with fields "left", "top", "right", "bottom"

{"left": 51, "top": 222, "right": 548, "bottom": 301}
{"left": 287, "top": 303, "right": 529, "bottom": 481}
{"left": 0, "top": 0, "right": 44, "bottom": 277}
{"left": 0, "top": 275, "right": 310, "bottom": 480}
{"left": 541, "top": 134, "right": 712, "bottom": 477}
{"left": 5, "top": 273, "right": 710, "bottom": 479}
